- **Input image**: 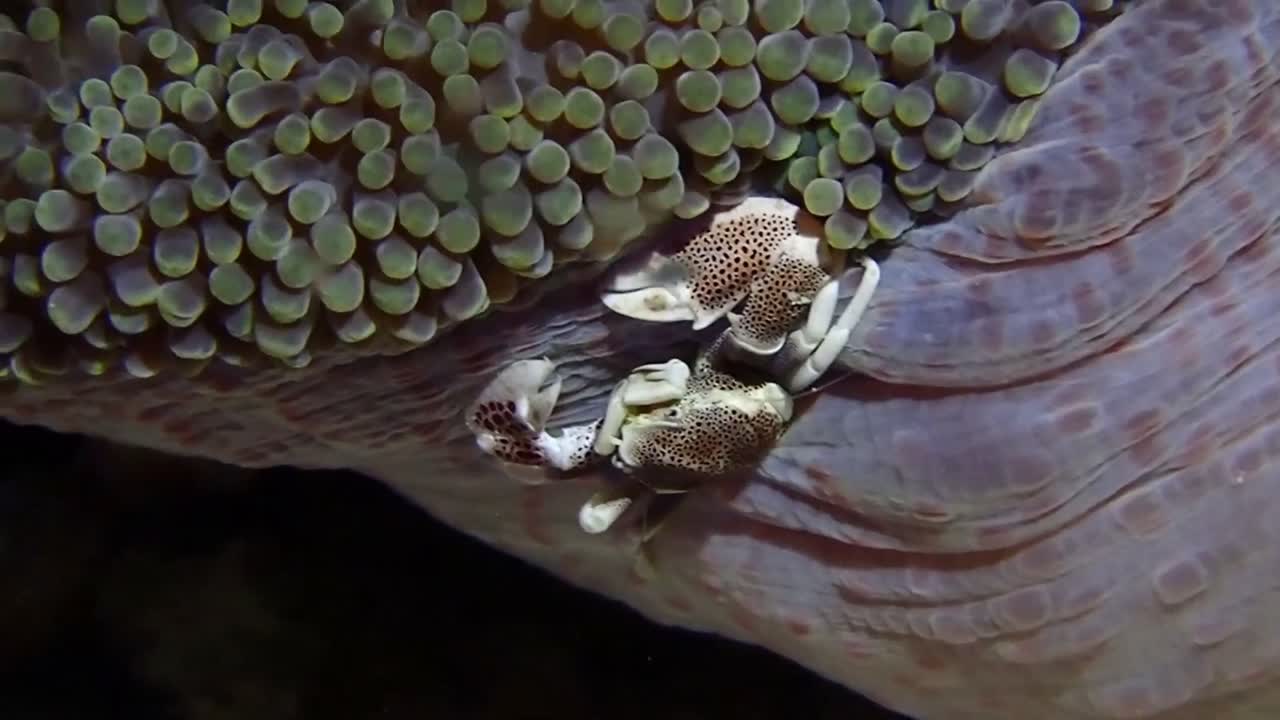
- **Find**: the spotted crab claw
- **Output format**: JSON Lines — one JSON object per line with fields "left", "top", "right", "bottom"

{"left": 466, "top": 359, "right": 560, "bottom": 436}
{"left": 780, "top": 256, "right": 881, "bottom": 393}
{"left": 465, "top": 359, "right": 601, "bottom": 473}
{"left": 600, "top": 197, "right": 819, "bottom": 331}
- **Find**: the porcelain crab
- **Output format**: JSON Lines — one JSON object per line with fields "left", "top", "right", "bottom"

{"left": 465, "top": 197, "right": 881, "bottom": 540}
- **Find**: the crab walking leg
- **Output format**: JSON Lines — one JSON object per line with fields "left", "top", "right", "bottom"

{"left": 784, "top": 280, "right": 842, "bottom": 360}
{"left": 579, "top": 483, "right": 642, "bottom": 534}
{"left": 581, "top": 474, "right": 693, "bottom": 538}
{"left": 629, "top": 492, "right": 691, "bottom": 579}
{"left": 784, "top": 257, "right": 881, "bottom": 392}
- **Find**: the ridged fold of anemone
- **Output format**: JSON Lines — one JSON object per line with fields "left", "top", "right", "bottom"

{"left": 0, "top": 0, "right": 1129, "bottom": 382}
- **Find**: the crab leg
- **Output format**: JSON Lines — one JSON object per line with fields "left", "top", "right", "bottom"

{"left": 579, "top": 483, "right": 642, "bottom": 534}
{"left": 783, "top": 256, "right": 881, "bottom": 392}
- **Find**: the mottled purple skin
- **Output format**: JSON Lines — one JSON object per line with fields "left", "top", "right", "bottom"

{"left": 5, "top": 2, "right": 1280, "bottom": 718}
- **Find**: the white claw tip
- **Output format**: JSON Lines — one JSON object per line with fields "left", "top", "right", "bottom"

{"left": 579, "top": 494, "right": 633, "bottom": 534}
{"left": 601, "top": 287, "right": 697, "bottom": 323}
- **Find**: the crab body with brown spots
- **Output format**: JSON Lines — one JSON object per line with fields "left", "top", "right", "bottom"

{"left": 6, "top": 2, "right": 1280, "bottom": 720}
{"left": 608, "top": 337, "right": 794, "bottom": 480}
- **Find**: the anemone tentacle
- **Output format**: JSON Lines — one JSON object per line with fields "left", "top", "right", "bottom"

{"left": 0, "top": 0, "right": 1127, "bottom": 384}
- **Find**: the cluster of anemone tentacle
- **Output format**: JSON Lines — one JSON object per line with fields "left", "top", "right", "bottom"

{"left": 0, "top": 0, "right": 1128, "bottom": 383}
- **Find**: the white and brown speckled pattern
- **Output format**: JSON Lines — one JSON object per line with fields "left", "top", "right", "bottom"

{"left": 7, "top": 3, "right": 1280, "bottom": 720}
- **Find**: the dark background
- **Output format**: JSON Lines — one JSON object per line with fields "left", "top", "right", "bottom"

{"left": 0, "top": 420, "right": 902, "bottom": 720}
